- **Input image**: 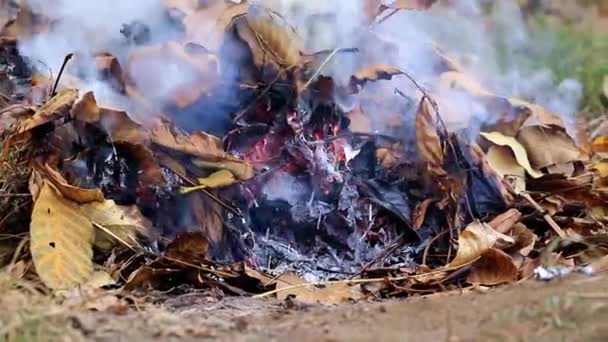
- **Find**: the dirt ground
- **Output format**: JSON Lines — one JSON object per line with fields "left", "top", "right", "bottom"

{"left": 4, "top": 273, "right": 605, "bottom": 341}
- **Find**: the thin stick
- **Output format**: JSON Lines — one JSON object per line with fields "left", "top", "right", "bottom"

{"left": 253, "top": 258, "right": 479, "bottom": 298}
{"left": 51, "top": 53, "right": 74, "bottom": 97}
{"left": 161, "top": 255, "right": 237, "bottom": 279}
{"left": 92, "top": 221, "right": 139, "bottom": 252}
{"left": 520, "top": 192, "right": 566, "bottom": 238}
{"left": 300, "top": 47, "right": 339, "bottom": 92}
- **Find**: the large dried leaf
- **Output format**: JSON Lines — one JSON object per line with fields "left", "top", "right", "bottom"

{"left": 151, "top": 119, "right": 227, "bottom": 159}
{"left": 415, "top": 98, "right": 445, "bottom": 177}
{"left": 36, "top": 163, "right": 104, "bottom": 204}
{"left": 446, "top": 221, "right": 514, "bottom": 269}
{"left": 466, "top": 248, "right": 518, "bottom": 285}
{"left": 18, "top": 89, "right": 78, "bottom": 133}
{"left": 30, "top": 182, "right": 94, "bottom": 289}
{"left": 71, "top": 92, "right": 149, "bottom": 145}
{"left": 275, "top": 273, "right": 363, "bottom": 304}
{"left": 81, "top": 200, "right": 154, "bottom": 252}
{"left": 516, "top": 126, "right": 585, "bottom": 169}
{"left": 481, "top": 131, "right": 543, "bottom": 178}
{"left": 485, "top": 145, "right": 526, "bottom": 193}
{"left": 245, "top": 13, "right": 301, "bottom": 68}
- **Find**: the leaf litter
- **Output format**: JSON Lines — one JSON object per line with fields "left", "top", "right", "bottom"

{"left": 0, "top": 0, "right": 606, "bottom": 313}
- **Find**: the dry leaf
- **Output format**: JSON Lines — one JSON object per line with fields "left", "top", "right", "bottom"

{"left": 485, "top": 145, "right": 526, "bottom": 193}
{"left": 488, "top": 209, "right": 522, "bottom": 234}
{"left": 508, "top": 223, "right": 537, "bottom": 257}
{"left": 71, "top": 92, "right": 149, "bottom": 145}
{"left": 82, "top": 200, "right": 154, "bottom": 252}
{"left": 245, "top": 13, "right": 302, "bottom": 68}
{"left": 415, "top": 97, "right": 445, "bottom": 178}
{"left": 349, "top": 64, "right": 403, "bottom": 94}
{"left": 481, "top": 131, "right": 543, "bottom": 178}
{"left": 164, "top": 231, "right": 209, "bottom": 264}
{"left": 275, "top": 273, "right": 363, "bottom": 304}
{"left": 446, "top": 221, "right": 514, "bottom": 269}
{"left": 412, "top": 199, "right": 434, "bottom": 230}
{"left": 466, "top": 248, "right": 518, "bottom": 285}
{"left": 18, "top": 89, "right": 78, "bottom": 133}
{"left": 30, "top": 182, "right": 94, "bottom": 289}
{"left": 151, "top": 119, "right": 228, "bottom": 160}
{"left": 36, "top": 163, "right": 104, "bottom": 204}
{"left": 516, "top": 126, "right": 585, "bottom": 169}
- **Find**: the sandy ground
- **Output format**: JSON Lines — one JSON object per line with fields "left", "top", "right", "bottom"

{"left": 16, "top": 273, "right": 598, "bottom": 341}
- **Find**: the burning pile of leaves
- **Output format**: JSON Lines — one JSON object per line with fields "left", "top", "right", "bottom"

{"left": 1, "top": 0, "right": 608, "bottom": 305}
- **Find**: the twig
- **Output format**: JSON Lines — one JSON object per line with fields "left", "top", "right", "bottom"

{"left": 161, "top": 255, "right": 237, "bottom": 279}
{"left": 520, "top": 192, "right": 566, "bottom": 238}
{"left": 233, "top": 64, "right": 298, "bottom": 123}
{"left": 253, "top": 258, "right": 479, "bottom": 299}
{"left": 300, "top": 47, "right": 340, "bottom": 92}
{"left": 51, "top": 53, "right": 74, "bottom": 97}
{"left": 91, "top": 221, "right": 139, "bottom": 253}
{"left": 164, "top": 161, "right": 243, "bottom": 218}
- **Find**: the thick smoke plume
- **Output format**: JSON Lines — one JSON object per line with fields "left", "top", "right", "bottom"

{"left": 18, "top": 0, "right": 582, "bottom": 129}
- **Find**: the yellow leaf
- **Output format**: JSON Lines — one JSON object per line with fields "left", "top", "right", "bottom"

{"left": 30, "top": 182, "right": 94, "bottom": 289}
{"left": 481, "top": 131, "right": 543, "bottom": 178}
{"left": 446, "top": 221, "right": 514, "bottom": 269}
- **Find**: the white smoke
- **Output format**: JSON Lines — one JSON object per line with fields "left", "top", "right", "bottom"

{"left": 17, "top": 0, "right": 583, "bottom": 127}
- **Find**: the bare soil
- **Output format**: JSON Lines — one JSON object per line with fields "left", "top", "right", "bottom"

{"left": 36, "top": 273, "right": 605, "bottom": 341}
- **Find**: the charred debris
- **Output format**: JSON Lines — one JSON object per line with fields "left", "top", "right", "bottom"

{"left": 0, "top": 1, "right": 607, "bottom": 303}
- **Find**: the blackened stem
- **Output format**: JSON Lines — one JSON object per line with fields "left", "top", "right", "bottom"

{"left": 51, "top": 53, "right": 74, "bottom": 97}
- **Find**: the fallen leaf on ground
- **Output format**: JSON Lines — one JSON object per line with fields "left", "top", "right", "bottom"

{"left": 466, "top": 248, "right": 519, "bottom": 285}
{"left": 446, "top": 221, "right": 514, "bottom": 268}
{"left": 71, "top": 92, "right": 149, "bottom": 145}
{"left": 18, "top": 89, "right": 78, "bottom": 133}
{"left": 488, "top": 209, "right": 522, "bottom": 234}
{"left": 30, "top": 182, "right": 94, "bottom": 289}
{"left": 164, "top": 231, "right": 209, "bottom": 264}
{"left": 508, "top": 223, "right": 537, "bottom": 257}
{"left": 36, "top": 163, "right": 104, "bottom": 204}
{"left": 516, "top": 126, "right": 585, "bottom": 169}
{"left": 275, "top": 273, "right": 363, "bottom": 304}
{"left": 485, "top": 145, "right": 526, "bottom": 193}
{"left": 82, "top": 200, "right": 154, "bottom": 252}
{"left": 481, "top": 131, "right": 543, "bottom": 178}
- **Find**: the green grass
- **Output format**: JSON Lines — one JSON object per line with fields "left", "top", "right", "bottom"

{"left": 494, "top": 13, "right": 608, "bottom": 113}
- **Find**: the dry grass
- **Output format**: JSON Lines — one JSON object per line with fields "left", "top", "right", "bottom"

{"left": 0, "top": 270, "right": 81, "bottom": 342}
